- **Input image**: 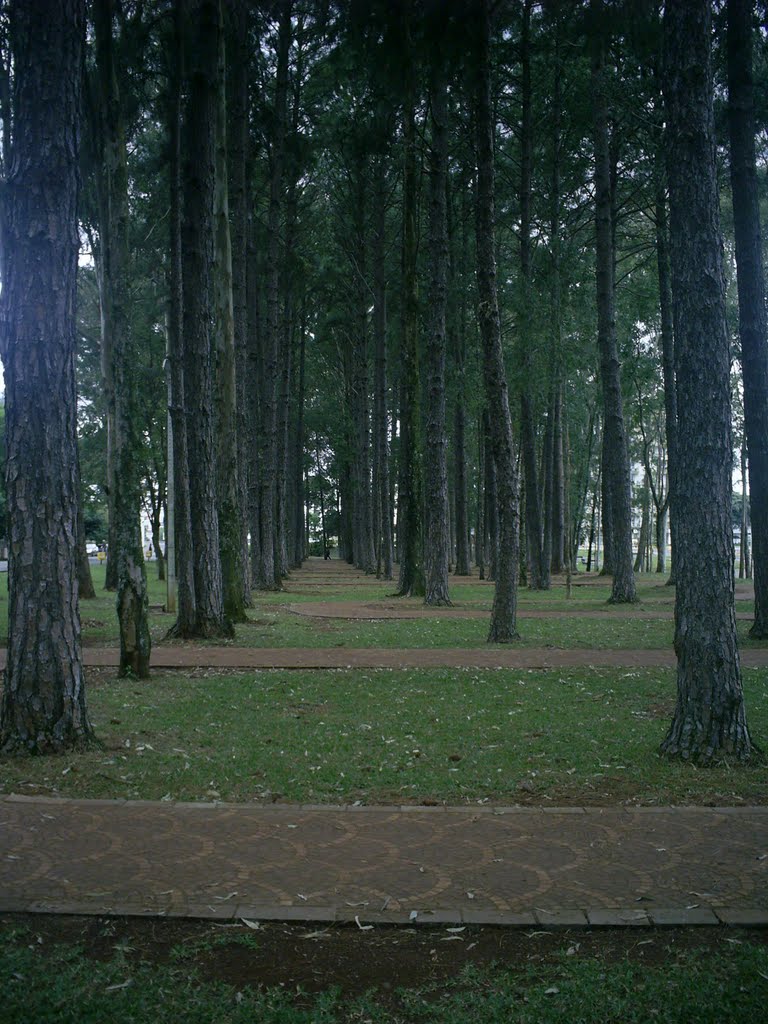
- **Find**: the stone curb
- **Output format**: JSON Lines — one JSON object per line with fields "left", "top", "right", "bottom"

{"left": 1, "top": 899, "right": 766, "bottom": 929}
{"left": 4, "top": 794, "right": 767, "bottom": 815}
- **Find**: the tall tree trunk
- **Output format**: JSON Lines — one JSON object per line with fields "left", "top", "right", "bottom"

{"left": 634, "top": 471, "right": 650, "bottom": 573}
{"left": 476, "top": 412, "right": 485, "bottom": 579}
{"left": 518, "top": 0, "right": 547, "bottom": 590}
{"left": 571, "top": 405, "right": 598, "bottom": 570}
{"left": 77, "top": 487, "right": 97, "bottom": 600}
{"left": 95, "top": 0, "right": 151, "bottom": 676}
{"left": 372, "top": 157, "right": 394, "bottom": 580}
{"left": 276, "top": 294, "right": 293, "bottom": 580}
{"left": 214, "top": 10, "right": 246, "bottom": 623}
{"left": 551, "top": 382, "right": 566, "bottom": 573}
{"left": 661, "top": 0, "right": 752, "bottom": 761}
{"left": 483, "top": 415, "right": 499, "bottom": 582}
{"left": 542, "top": 394, "right": 554, "bottom": 574}
{"left": 740, "top": 444, "right": 750, "bottom": 579}
{"left": 292, "top": 315, "right": 306, "bottom": 568}
{"left": 451, "top": 173, "right": 471, "bottom": 577}
{"left": 423, "top": 54, "right": 451, "bottom": 606}
{"left": 728, "top": 0, "right": 768, "bottom": 636}
{"left": 0, "top": 0, "right": 94, "bottom": 752}
{"left": 166, "top": 0, "right": 196, "bottom": 634}
{"left": 350, "top": 161, "right": 376, "bottom": 575}
{"left": 226, "top": 0, "right": 252, "bottom": 608}
{"left": 257, "top": 0, "right": 291, "bottom": 590}
{"left": 591, "top": 0, "right": 635, "bottom": 603}
{"left": 246, "top": 211, "right": 262, "bottom": 586}
{"left": 396, "top": 20, "right": 424, "bottom": 598}
{"left": 655, "top": 156, "right": 678, "bottom": 586}
{"left": 180, "top": 0, "right": 231, "bottom": 637}
{"left": 474, "top": 0, "right": 519, "bottom": 641}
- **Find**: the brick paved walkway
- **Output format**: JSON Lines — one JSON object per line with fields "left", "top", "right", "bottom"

{"left": 1, "top": 796, "right": 766, "bottom": 928}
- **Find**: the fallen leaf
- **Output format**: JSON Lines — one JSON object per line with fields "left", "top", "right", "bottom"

{"left": 240, "top": 919, "right": 260, "bottom": 930}
{"left": 105, "top": 980, "right": 132, "bottom": 993}
{"left": 354, "top": 915, "right": 373, "bottom": 931}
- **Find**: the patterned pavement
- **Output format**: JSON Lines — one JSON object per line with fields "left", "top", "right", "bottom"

{"left": 1, "top": 796, "right": 766, "bottom": 927}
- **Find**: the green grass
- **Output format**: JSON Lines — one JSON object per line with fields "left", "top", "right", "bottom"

{"left": 1, "top": 924, "right": 766, "bottom": 1024}
{"left": 2, "top": 667, "right": 765, "bottom": 806}
{"left": 0, "top": 567, "right": 759, "bottom": 650}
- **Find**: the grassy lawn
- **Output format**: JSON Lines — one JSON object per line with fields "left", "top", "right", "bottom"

{"left": 0, "top": 567, "right": 761, "bottom": 650}
{"left": 2, "top": 564, "right": 767, "bottom": 1020}
{"left": 2, "top": 667, "right": 765, "bottom": 806}
{"left": 1, "top": 920, "right": 766, "bottom": 1024}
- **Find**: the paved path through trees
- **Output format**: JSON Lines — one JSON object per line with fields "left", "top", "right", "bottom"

{"left": 1, "top": 795, "right": 765, "bottom": 927}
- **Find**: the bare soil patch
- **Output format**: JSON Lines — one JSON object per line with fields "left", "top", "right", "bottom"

{"left": 3, "top": 913, "right": 765, "bottom": 1001}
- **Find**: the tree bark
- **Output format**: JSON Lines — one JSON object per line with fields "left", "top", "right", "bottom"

{"left": 474, "top": 0, "right": 520, "bottom": 641}
{"left": 591, "top": 0, "right": 636, "bottom": 603}
{"left": 423, "top": 54, "right": 451, "bottom": 606}
{"left": 0, "top": 0, "right": 94, "bottom": 752}
{"left": 396, "top": 21, "right": 424, "bottom": 598}
{"left": 180, "top": 0, "right": 231, "bottom": 637}
{"left": 661, "top": 0, "right": 753, "bottom": 762}
{"left": 372, "top": 157, "right": 394, "bottom": 580}
{"left": 94, "top": 0, "right": 151, "bottom": 676}
{"left": 292, "top": 315, "right": 307, "bottom": 568}
{"left": 728, "top": 0, "right": 768, "bottom": 637}
{"left": 166, "top": 0, "right": 196, "bottom": 634}
{"left": 518, "top": 0, "right": 547, "bottom": 590}
{"left": 655, "top": 176, "right": 678, "bottom": 586}
{"left": 227, "top": 0, "right": 252, "bottom": 605}
{"left": 350, "top": 159, "right": 376, "bottom": 575}
{"left": 257, "top": 0, "right": 291, "bottom": 591}
{"left": 215, "top": 0, "right": 247, "bottom": 622}
{"left": 76, "top": 487, "right": 97, "bottom": 600}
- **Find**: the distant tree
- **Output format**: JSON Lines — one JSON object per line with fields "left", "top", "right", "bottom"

{"left": 0, "top": 0, "right": 94, "bottom": 752}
